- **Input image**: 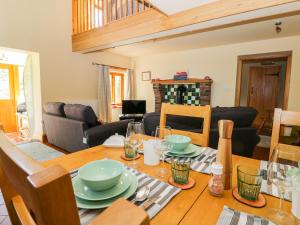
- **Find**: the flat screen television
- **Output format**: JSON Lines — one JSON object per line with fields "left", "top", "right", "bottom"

{"left": 122, "top": 100, "right": 146, "bottom": 114}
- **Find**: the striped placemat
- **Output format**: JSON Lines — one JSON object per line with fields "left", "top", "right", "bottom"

{"left": 260, "top": 160, "right": 292, "bottom": 201}
{"left": 165, "top": 147, "right": 217, "bottom": 174}
{"left": 70, "top": 167, "right": 181, "bottom": 225}
{"left": 217, "top": 206, "right": 275, "bottom": 225}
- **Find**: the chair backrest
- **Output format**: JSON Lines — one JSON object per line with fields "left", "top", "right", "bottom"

{"left": 270, "top": 108, "right": 300, "bottom": 160}
{"left": 0, "top": 127, "right": 150, "bottom": 225}
{"left": 0, "top": 129, "right": 81, "bottom": 225}
{"left": 159, "top": 103, "right": 211, "bottom": 146}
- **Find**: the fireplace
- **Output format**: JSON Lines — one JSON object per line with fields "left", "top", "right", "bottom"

{"left": 175, "top": 85, "right": 187, "bottom": 104}
{"left": 152, "top": 78, "right": 212, "bottom": 112}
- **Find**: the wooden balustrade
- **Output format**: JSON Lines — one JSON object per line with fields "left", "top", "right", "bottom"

{"left": 72, "top": 0, "right": 152, "bottom": 34}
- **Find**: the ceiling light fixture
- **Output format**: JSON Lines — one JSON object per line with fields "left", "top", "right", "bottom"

{"left": 0, "top": 53, "right": 8, "bottom": 62}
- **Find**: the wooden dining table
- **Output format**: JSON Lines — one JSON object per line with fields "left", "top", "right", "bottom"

{"left": 42, "top": 141, "right": 295, "bottom": 225}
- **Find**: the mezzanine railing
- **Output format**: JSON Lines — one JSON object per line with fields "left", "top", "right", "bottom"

{"left": 72, "top": 0, "right": 152, "bottom": 34}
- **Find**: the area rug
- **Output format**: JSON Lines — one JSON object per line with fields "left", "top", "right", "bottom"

{"left": 257, "top": 135, "right": 271, "bottom": 148}
{"left": 17, "top": 141, "right": 65, "bottom": 162}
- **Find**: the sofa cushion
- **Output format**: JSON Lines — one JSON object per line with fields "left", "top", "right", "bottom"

{"left": 211, "top": 107, "right": 257, "bottom": 128}
{"left": 43, "top": 102, "right": 65, "bottom": 117}
{"left": 64, "top": 104, "right": 99, "bottom": 126}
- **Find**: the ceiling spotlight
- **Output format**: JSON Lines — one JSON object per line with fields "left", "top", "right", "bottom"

{"left": 0, "top": 53, "right": 8, "bottom": 62}
{"left": 275, "top": 21, "right": 282, "bottom": 34}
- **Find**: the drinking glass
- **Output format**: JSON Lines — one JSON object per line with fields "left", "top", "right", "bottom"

{"left": 266, "top": 145, "right": 299, "bottom": 225}
{"left": 126, "top": 122, "right": 144, "bottom": 168}
{"left": 171, "top": 158, "right": 191, "bottom": 184}
{"left": 154, "top": 126, "right": 172, "bottom": 178}
{"left": 237, "top": 166, "right": 263, "bottom": 201}
{"left": 124, "top": 138, "right": 136, "bottom": 158}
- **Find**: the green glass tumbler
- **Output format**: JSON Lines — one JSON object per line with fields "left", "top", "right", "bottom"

{"left": 124, "top": 138, "right": 137, "bottom": 159}
{"left": 171, "top": 158, "right": 191, "bottom": 184}
{"left": 237, "top": 165, "right": 263, "bottom": 201}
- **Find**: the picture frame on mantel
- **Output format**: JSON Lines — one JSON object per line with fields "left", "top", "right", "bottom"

{"left": 142, "top": 71, "right": 151, "bottom": 81}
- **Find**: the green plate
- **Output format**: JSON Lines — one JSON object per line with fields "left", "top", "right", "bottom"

{"left": 166, "top": 148, "right": 204, "bottom": 158}
{"left": 73, "top": 171, "right": 131, "bottom": 201}
{"left": 169, "top": 144, "right": 199, "bottom": 155}
{"left": 75, "top": 171, "right": 138, "bottom": 209}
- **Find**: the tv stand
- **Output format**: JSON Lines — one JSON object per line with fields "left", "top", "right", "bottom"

{"left": 119, "top": 114, "right": 144, "bottom": 122}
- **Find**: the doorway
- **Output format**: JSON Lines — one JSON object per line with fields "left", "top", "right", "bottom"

{"left": 235, "top": 51, "right": 292, "bottom": 153}
{"left": 247, "top": 64, "right": 282, "bottom": 129}
{"left": 0, "top": 64, "right": 19, "bottom": 132}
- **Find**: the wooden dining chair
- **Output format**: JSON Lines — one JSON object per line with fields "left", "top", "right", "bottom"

{"left": 159, "top": 103, "right": 211, "bottom": 147}
{"left": 270, "top": 108, "right": 300, "bottom": 160}
{"left": 0, "top": 128, "right": 149, "bottom": 225}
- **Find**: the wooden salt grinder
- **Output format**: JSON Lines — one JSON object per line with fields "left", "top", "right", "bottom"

{"left": 216, "top": 120, "right": 234, "bottom": 190}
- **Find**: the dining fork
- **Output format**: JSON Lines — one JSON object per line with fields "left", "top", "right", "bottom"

{"left": 141, "top": 195, "right": 160, "bottom": 210}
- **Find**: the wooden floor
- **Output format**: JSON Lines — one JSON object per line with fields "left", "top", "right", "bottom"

{"left": 252, "top": 146, "right": 270, "bottom": 161}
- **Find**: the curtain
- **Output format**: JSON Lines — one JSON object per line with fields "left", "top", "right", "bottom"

{"left": 125, "top": 69, "right": 134, "bottom": 100}
{"left": 23, "top": 55, "right": 35, "bottom": 138}
{"left": 98, "top": 65, "right": 112, "bottom": 123}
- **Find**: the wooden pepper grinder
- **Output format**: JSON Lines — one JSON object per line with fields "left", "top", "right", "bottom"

{"left": 216, "top": 120, "right": 234, "bottom": 190}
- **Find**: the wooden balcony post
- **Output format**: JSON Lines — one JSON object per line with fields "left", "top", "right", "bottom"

{"left": 80, "top": 0, "right": 84, "bottom": 32}
{"left": 110, "top": 0, "right": 112, "bottom": 21}
{"left": 84, "top": 0, "right": 88, "bottom": 31}
{"left": 115, "top": 0, "right": 118, "bottom": 20}
{"left": 106, "top": 0, "right": 108, "bottom": 23}
{"left": 91, "top": 0, "right": 94, "bottom": 29}
{"left": 72, "top": 0, "right": 78, "bottom": 34}
{"left": 120, "top": 0, "right": 123, "bottom": 18}
{"left": 101, "top": 0, "right": 104, "bottom": 26}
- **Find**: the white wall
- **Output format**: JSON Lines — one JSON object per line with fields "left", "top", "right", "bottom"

{"left": 134, "top": 35, "right": 300, "bottom": 112}
{"left": 0, "top": 0, "right": 132, "bottom": 114}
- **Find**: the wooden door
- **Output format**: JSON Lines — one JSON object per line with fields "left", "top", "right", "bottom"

{"left": 248, "top": 66, "right": 281, "bottom": 128}
{"left": 0, "top": 64, "right": 18, "bottom": 132}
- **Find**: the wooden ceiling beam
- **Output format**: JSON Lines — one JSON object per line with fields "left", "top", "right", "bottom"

{"left": 143, "top": 0, "right": 168, "bottom": 16}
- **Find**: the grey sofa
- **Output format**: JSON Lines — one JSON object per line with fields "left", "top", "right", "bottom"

{"left": 143, "top": 107, "right": 260, "bottom": 157}
{"left": 43, "top": 102, "right": 132, "bottom": 152}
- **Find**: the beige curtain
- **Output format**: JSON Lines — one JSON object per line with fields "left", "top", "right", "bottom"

{"left": 98, "top": 65, "right": 112, "bottom": 123}
{"left": 125, "top": 69, "right": 134, "bottom": 100}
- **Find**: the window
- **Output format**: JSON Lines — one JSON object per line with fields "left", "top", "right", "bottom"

{"left": 110, "top": 72, "right": 124, "bottom": 107}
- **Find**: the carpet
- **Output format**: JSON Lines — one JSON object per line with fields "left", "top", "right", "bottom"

{"left": 17, "top": 141, "right": 65, "bottom": 162}
{"left": 257, "top": 135, "right": 271, "bottom": 148}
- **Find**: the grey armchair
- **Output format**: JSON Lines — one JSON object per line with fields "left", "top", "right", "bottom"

{"left": 43, "top": 102, "right": 132, "bottom": 152}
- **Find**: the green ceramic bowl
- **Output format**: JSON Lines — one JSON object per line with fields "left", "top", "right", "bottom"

{"left": 78, "top": 159, "right": 124, "bottom": 191}
{"left": 166, "top": 135, "right": 191, "bottom": 151}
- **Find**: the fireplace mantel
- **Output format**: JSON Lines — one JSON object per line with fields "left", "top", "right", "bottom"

{"left": 152, "top": 78, "right": 213, "bottom": 112}
{"left": 151, "top": 78, "right": 213, "bottom": 85}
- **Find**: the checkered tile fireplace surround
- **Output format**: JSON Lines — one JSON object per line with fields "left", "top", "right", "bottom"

{"left": 152, "top": 79, "right": 212, "bottom": 112}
